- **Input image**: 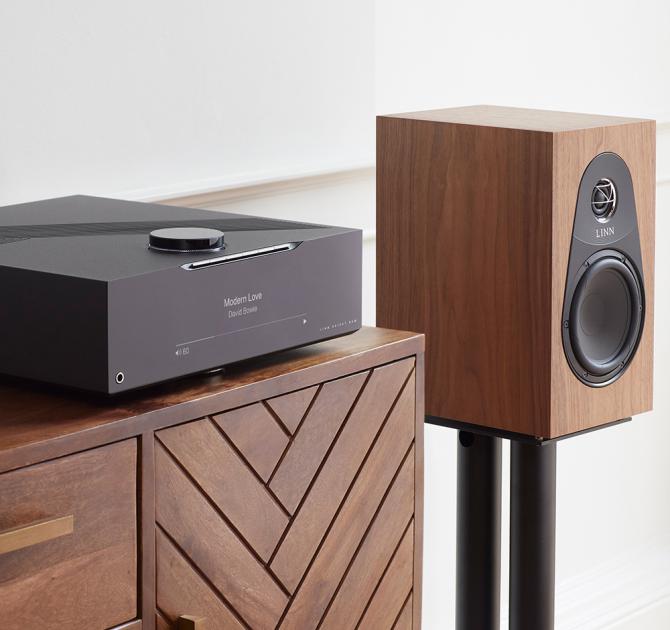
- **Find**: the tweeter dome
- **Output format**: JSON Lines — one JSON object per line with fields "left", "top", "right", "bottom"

{"left": 377, "top": 105, "right": 655, "bottom": 439}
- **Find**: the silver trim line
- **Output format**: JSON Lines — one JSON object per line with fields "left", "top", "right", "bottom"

{"left": 180, "top": 242, "right": 300, "bottom": 270}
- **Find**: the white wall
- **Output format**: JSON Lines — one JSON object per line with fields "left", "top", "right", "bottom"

{"left": 376, "top": 0, "right": 670, "bottom": 628}
{"left": 0, "top": 1, "right": 374, "bottom": 206}
{"left": 376, "top": 0, "right": 670, "bottom": 121}
{"left": 1, "top": 1, "right": 669, "bottom": 628}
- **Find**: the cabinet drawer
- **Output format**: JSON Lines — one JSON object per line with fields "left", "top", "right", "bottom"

{"left": 0, "top": 440, "right": 138, "bottom": 630}
{"left": 155, "top": 357, "right": 418, "bottom": 629}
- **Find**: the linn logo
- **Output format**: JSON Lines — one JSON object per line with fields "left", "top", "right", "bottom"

{"left": 595, "top": 226, "right": 615, "bottom": 238}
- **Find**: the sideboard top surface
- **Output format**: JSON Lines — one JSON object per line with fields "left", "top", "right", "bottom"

{"left": 0, "top": 327, "right": 423, "bottom": 473}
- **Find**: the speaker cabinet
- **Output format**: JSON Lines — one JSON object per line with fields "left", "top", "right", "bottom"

{"left": 377, "top": 106, "right": 655, "bottom": 439}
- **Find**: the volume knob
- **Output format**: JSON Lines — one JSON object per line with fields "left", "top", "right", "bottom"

{"left": 149, "top": 227, "right": 225, "bottom": 253}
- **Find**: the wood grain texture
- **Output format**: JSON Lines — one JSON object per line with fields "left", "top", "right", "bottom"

{"left": 157, "top": 418, "right": 288, "bottom": 562}
{"left": 269, "top": 372, "right": 367, "bottom": 513}
{"left": 0, "top": 440, "right": 137, "bottom": 630}
{"left": 213, "top": 403, "right": 289, "bottom": 482}
{"left": 549, "top": 122, "right": 655, "bottom": 436}
{"left": 412, "top": 353, "right": 425, "bottom": 629}
{"left": 319, "top": 446, "right": 415, "bottom": 629}
{"left": 377, "top": 105, "right": 654, "bottom": 438}
{"left": 156, "top": 528, "right": 244, "bottom": 630}
{"left": 0, "top": 327, "right": 423, "bottom": 474}
{"left": 154, "top": 358, "right": 419, "bottom": 630}
{"left": 266, "top": 386, "right": 318, "bottom": 433}
{"left": 0, "top": 327, "right": 424, "bottom": 629}
{"left": 377, "top": 112, "right": 554, "bottom": 436}
{"left": 155, "top": 443, "right": 288, "bottom": 630}
{"left": 271, "top": 358, "right": 414, "bottom": 592}
{"left": 394, "top": 594, "right": 413, "bottom": 630}
{"left": 141, "top": 432, "right": 157, "bottom": 630}
{"left": 156, "top": 612, "right": 170, "bottom": 630}
{"left": 279, "top": 384, "right": 415, "bottom": 629}
{"left": 358, "top": 522, "right": 414, "bottom": 630}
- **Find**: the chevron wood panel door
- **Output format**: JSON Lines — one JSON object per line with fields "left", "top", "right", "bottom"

{"left": 155, "top": 355, "right": 420, "bottom": 630}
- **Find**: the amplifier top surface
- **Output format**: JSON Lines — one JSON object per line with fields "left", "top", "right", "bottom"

{"left": 0, "top": 195, "right": 355, "bottom": 281}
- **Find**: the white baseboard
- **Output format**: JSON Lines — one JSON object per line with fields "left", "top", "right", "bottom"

{"left": 500, "top": 537, "right": 670, "bottom": 630}
{"left": 607, "top": 600, "right": 670, "bottom": 630}
{"left": 116, "top": 162, "right": 374, "bottom": 206}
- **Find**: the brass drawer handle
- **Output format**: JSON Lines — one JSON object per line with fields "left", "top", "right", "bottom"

{"left": 0, "top": 515, "right": 74, "bottom": 555}
{"left": 178, "top": 616, "right": 206, "bottom": 630}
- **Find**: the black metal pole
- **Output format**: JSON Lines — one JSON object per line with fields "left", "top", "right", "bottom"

{"left": 456, "top": 430, "right": 502, "bottom": 630}
{"left": 509, "top": 440, "right": 557, "bottom": 630}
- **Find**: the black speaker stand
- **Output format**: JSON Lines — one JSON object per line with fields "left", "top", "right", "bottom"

{"left": 456, "top": 431, "right": 502, "bottom": 630}
{"left": 426, "top": 415, "right": 631, "bottom": 630}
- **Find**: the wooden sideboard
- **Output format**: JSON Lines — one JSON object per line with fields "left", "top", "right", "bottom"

{"left": 0, "top": 327, "right": 424, "bottom": 630}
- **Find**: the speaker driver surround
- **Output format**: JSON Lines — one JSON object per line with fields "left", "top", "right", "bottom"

{"left": 564, "top": 249, "right": 644, "bottom": 386}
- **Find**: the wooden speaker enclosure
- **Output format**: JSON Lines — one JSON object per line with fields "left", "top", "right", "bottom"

{"left": 377, "top": 105, "right": 655, "bottom": 439}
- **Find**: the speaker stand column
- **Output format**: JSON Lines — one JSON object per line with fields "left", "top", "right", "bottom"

{"left": 509, "top": 440, "right": 557, "bottom": 630}
{"left": 456, "top": 430, "right": 502, "bottom": 630}
{"left": 429, "top": 415, "right": 629, "bottom": 629}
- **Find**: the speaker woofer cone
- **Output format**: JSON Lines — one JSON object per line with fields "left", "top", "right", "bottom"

{"left": 566, "top": 252, "right": 643, "bottom": 384}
